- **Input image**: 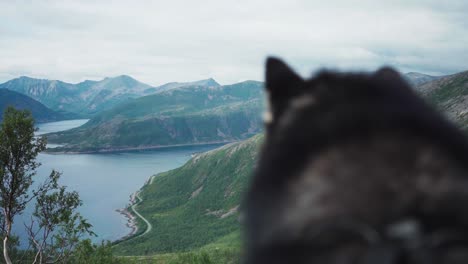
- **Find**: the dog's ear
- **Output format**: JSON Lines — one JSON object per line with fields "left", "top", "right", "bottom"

{"left": 265, "top": 57, "right": 304, "bottom": 124}
{"left": 373, "top": 67, "right": 412, "bottom": 91}
{"left": 374, "top": 67, "right": 401, "bottom": 80}
{"left": 266, "top": 57, "right": 303, "bottom": 97}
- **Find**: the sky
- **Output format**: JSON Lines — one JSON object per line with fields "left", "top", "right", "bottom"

{"left": 1, "top": 0, "right": 467, "bottom": 86}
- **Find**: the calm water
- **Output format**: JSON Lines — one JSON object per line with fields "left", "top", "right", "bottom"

{"left": 14, "top": 120, "right": 223, "bottom": 246}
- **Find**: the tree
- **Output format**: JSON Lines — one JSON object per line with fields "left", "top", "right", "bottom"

{"left": 25, "top": 170, "right": 95, "bottom": 264}
{"left": 0, "top": 107, "right": 46, "bottom": 264}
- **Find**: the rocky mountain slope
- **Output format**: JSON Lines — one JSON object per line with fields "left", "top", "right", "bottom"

{"left": 416, "top": 70, "right": 468, "bottom": 129}
{"left": 404, "top": 72, "right": 444, "bottom": 86}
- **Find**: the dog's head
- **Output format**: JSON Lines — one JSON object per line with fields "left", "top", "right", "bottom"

{"left": 243, "top": 57, "right": 468, "bottom": 264}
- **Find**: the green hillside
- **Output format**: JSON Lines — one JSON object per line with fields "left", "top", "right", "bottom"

{"left": 45, "top": 81, "right": 264, "bottom": 153}
{"left": 113, "top": 69, "right": 468, "bottom": 262}
{"left": 113, "top": 134, "right": 263, "bottom": 256}
{"left": 0, "top": 89, "right": 73, "bottom": 123}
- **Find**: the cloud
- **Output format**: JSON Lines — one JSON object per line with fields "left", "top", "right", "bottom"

{"left": 0, "top": 0, "right": 467, "bottom": 85}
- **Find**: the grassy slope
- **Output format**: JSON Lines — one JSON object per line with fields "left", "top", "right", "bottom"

{"left": 113, "top": 134, "right": 263, "bottom": 256}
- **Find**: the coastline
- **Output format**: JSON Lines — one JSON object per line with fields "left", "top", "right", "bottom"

{"left": 115, "top": 192, "right": 138, "bottom": 241}
{"left": 44, "top": 140, "right": 235, "bottom": 154}
{"left": 114, "top": 175, "right": 155, "bottom": 243}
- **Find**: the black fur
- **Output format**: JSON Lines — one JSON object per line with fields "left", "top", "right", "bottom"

{"left": 244, "top": 57, "right": 468, "bottom": 264}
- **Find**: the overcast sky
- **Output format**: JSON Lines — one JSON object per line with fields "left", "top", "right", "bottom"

{"left": 1, "top": 0, "right": 467, "bottom": 86}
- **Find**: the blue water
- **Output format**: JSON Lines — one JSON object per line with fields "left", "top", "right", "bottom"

{"left": 35, "top": 119, "right": 89, "bottom": 136}
{"left": 13, "top": 120, "right": 223, "bottom": 246}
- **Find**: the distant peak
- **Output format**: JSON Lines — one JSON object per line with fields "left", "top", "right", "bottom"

{"left": 100, "top": 75, "right": 140, "bottom": 85}
{"left": 18, "top": 76, "right": 40, "bottom": 81}
{"left": 104, "top": 74, "right": 133, "bottom": 80}
{"left": 82, "top": 79, "right": 98, "bottom": 83}
{"left": 195, "top": 78, "right": 221, "bottom": 87}
{"left": 116, "top": 74, "right": 133, "bottom": 79}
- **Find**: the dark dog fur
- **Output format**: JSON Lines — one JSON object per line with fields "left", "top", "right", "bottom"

{"left": 244, "top": 58, "right": 468, "bottom": 264}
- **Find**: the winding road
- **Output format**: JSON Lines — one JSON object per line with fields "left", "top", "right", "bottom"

{"left": 131, "top": 191, "right": 152, "bottom": 237}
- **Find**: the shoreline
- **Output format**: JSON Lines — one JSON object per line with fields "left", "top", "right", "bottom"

{"left": 114, "top": 175, "right": 155, "bottom": 243}
{"left": 115, "top": 192, "right": 139, "bottom": 241}
{"left": 44, "top": 140, "right": 235, "bottom": 154}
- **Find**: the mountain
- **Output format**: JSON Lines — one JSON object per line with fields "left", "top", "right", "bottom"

{"left": 0, "top": 89, "right": 70, "bottom": 123}
{"left": 156, "top": 78, "right": 221, "bottom": 92}
{"left": 45, "top": 81, "right": 264, "bottom": 153}
{"left": 0, "top": 76, "right": 85, "bottom": 113}
{"left": 113, "top": 134, "right": 263, "bottom": 256}
{"left": 404, "top": 72, "right": 443, "bottom": 86}
{"left": 78, "top": 75, "right": 153, "bottom": 114}
{"left": 0, "top": 76, "right": 221, "bottom": 116}
{"left": 416, "top": 70, "right": 468, "bottom": 129}
{"left": 0, "top": 75, "right": 152, "bottom": 115}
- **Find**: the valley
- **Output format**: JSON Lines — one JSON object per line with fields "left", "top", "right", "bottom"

{"left": 13, "top": 120, "right": 225, "bottom": 248}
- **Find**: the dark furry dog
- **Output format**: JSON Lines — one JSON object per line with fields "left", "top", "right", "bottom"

{"left": 244, "top": 58, "right": 468, "bottom": 264}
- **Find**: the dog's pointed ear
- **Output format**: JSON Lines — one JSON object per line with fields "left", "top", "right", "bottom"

{"left": 374, "top": 67, "right": 401, "bottom": 80}
{"left": 265, "top": 57, "right": 303, "bottom": 96}
{"left": 264, "top": 57, "right": 304, "bottom": 126}
{"left": 373, "top": 66, "right": 412, "bottom": 91}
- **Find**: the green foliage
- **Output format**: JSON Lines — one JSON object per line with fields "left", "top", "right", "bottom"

{"left": 168, "top": 251, "right": 214, "bottom": 264}
{"left": 0, "top": 107, "right": 46, "bottom": 214}
{"left": 69, "top": 240, "right": 121, "bottom": 264}
{"left": 27, "top": 170, "right": 95, "bottom": 263}
{"left": 117, "top": 247, "right": 240, "bottom": 264}
{"left": 0, "top": 107, "right": 94, "bottom": 264}
{"left": 113, "top": 135, "right": 263, "bottom": 256}
{"left": 0, "top": 107, "right": 47, "bottom": 263}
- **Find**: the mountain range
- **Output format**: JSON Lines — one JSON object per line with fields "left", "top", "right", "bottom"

{"left": 1, "top": 70, "right": 464, "bottom": 153}
{"left": 45, "top": 81, "right": 264, "bottom": 152}
{"left": 0, "top": 71, "right": 439, "bottom": 117}
{"left": 0, "top": 75, "right": 220, "bottom": 116}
